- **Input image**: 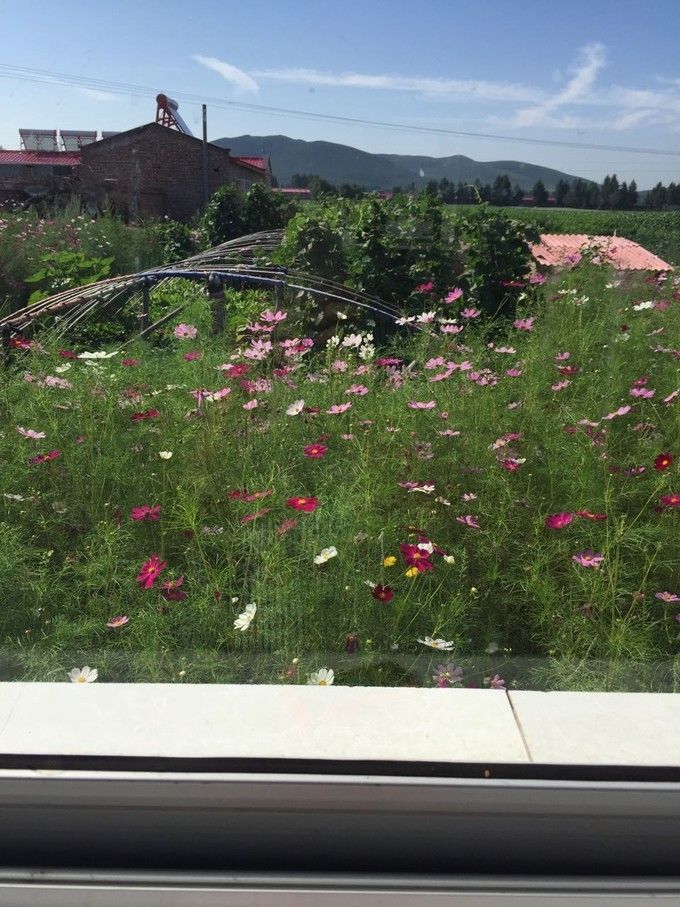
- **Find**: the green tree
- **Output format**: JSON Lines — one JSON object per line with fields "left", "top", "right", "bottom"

{"left": 532, "top": 179, "right": 549, "bottom": 207}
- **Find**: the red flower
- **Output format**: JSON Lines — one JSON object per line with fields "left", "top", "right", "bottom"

{"left": 9, "top": 336, "right": 32, "bottom": 350}
{"left": 286, "top": 496, "right": 320, "bottom": 512}
{"left": 277, "top": 517, "right": 298, "bottom": 535}
{"left": 303, "top": 443, "right": 328, "bottom": 459}
{"left": 660, "top": 494, "right": 680, "bottom": 508}
{"left": 130, "top": 504, "right": 161, "bottom": 522}
{"left": 59, "top": 349, "right": 78, "bottom": 359}
{"left": 131, "top": 408, "right": 160, "bottom": 422}
{"left": 136, "top": 554, "right": 168, "bottom": 589}
{"left": 576, "top": 510, "right": 608, "bottom": 521}
{"left": 29, "top": 449, "right": 61, "bottom": 465}
{"left": 160, "top": 576, "right": 187, "bottom": 602}
{"left": 654, "top": 453, "right": 674, "bottom": 471}
{"left": 121, "top": 358, "right": 140, "bottom": 367}
{"left": 240, "top": 507, "right": 271, "bottom": 523}
{"left": 500, "top": 279, "right": 525, "bottom": 288}
{"left": 372, "top": 584, "right": 394, "bottom": 603}
{"left": 545, "top": 512, "right": 573, "bottom": 529}
{"left": 399, "top": 543, "right": 434, "bottom": 571}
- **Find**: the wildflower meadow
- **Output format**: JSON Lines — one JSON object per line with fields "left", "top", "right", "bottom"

{"left": 0, "top": 259, "right": 678, "bottom": 691}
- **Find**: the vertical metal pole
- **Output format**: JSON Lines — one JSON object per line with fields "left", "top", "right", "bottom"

{"left": 202, "top": 104, "right": 209, "bottom": 208}
{"left": 140, "top": 279, "right": 150, "bottom": 333}
{"left": 208, "top": 274, "right": 225, "bottom": 335}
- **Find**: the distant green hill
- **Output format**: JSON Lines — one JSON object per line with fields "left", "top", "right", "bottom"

{"left": 215, "top": 134, "right": 586, "bottom": 191}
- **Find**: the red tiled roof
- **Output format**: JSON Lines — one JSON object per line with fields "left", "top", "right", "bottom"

{"left": 234, "top": 155, "right": 268, "bottom": 171}
{"left": 531, "top": 234, "right": 672, "bottom": 271}
{"left": 0, "top": 150, "right": 81, "bottom": 166}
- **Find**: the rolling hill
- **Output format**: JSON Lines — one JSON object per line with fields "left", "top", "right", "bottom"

{"left": 215, "top": 135, "right": 586, "bottom": 191}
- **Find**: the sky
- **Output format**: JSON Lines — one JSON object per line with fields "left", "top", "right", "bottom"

{"left": 1, "top": 0, "right": 680, "bottom": 187}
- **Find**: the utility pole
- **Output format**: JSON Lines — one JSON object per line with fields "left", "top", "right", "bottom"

{"left": 202, "top": 104, "right": 209, "bottom": 208}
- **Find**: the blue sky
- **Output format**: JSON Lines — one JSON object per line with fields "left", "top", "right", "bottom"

{"left": 2, "top": 0, "right": 680, "bottom": 186}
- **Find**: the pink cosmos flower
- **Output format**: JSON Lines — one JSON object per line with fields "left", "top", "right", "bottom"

{"left": 444, "top": 287, "right": 463, "bottom": 303}
{"left": 552, "top": 380, "right": 571, "bottom": 392}
{"left": 173, "top": 323, "right": 197, "bottom": 340}
{"left": 183, "top": 350, "right": 202, "bottom": 362}
{"left": 461, "top": 492, "right": 477, "bottom": 502}
{"left": 345, "top": 384, "right": 369, "bottom": 395}
{"left": 440, "top": 323, "right": 464, "bottom": 334}
{"left": 408, "top": 400, "right": 436, "bottom": 410}
{"left": 331, "top": 359, "right": 348, "bottom": 372}
{"left": 438, "top": 429, "right": 461, "bottom": 437}
{"left": 529, "top": 273, "right": 547, "bottom": 285}
{"left": 130, "top": 504, "right": 161, "bottom": 522}
{"left": 240, "top": 508, "right": 271, "bottom": 523}
{"left": 121, "top": 358, "right": 140, "bottom": 367}
{"left": 415, "top": 281, "right": 434, "bottom": 293}
{"left": 259, "top": 309, "right": 287, "bottom": 323}
{"left": 655, "top": 591, "right": 680, "bottom": 603}
{"left": 243, "top": 399, "right": 258, "bottom": 410}
{"left": 487, "top": 673, "right": 507, "bottom": 689}
{"left": 326, "top": 402, "right": 352, "bottom": 415}
{"left": 425, "top": 357, "right": 446, "bottom": 370}
{"left": 286, "top": 496, "right": 321, "bottom": 513}
{"left": 555, "top": 352, "right": 571, "bottom": 361}
{"left": 456, "top": 514, "right": 480, "bottom": 529}
{"left": 136, "top": 554, "right": 168, "bottom": 589}
{"left": 500, "top": 458, "right": 523, "bottom": 471}
{"left": 506, "top": 368, "right": 523, "bottom": 378}
{"left": 107, "top": 615, "right": 130, "bottom": 629}
{"left": 660, "top": 494, "right": 680, "bottom": 507}
{"left": 44, "top": 376, "right": 72, "bottom": 389}
{"left": 16, "top": 427, "right": 45, "bottom": 439}
{"left": 663, "top": 390, "right": 679, "bottom": 405}
{"left": 513, "top": 317, "right": 535, "bottom": 331}
{"left": 602, "top": 405, "right": 631, "bottom": 420}
{"left": 545, "top": 512, "right": 573, "bottom": 529}
{"left": 276, "top": 517, "right": 298, "bottom": 535}
{"left": 29, "top": 449, "right": 61, "bottom": 465}
{"left": 565, "top": 253, "right": 582, "bottom": 265}
{"left": 572, "top": 551, "right": 604, "bottom": 569}
{"left": 303, "top": 443, "right": 328, "bottom": 458}
{"left": 630, "top": 387, "right": 655, "bottom": 398}
{"left": 243, "top": 339, "right": 273, "bottom": 360}
{"left": 205, "top": 387, "right": 231, "bottom": 402}
{"left": 576, "top": 510, "right": 607, "bottom": 521}
{"left": 461, "top": 307, "right": 481, "bottom": 319}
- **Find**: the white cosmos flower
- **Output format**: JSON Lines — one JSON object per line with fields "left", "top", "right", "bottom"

{"left": 418, "top": 636, "right": 455, "bottom": 651}
{"left": 633, "top": 301, "right": 655, "bottom": 311}
{"left": 313, "top": 546, "right": 338, "bottom": 565}
{"left": 234, "top": 602, "right": 257, "bottom": 631}
{"left": 341, "top": 333, "right": 363, "bottom": 349}
{"left": 443, "top": 555, "right": 455, "bottom": 565}
{"left": 158, "top": 451, "right": 173, "bottom": 459}
{"left": 286, "top": 399, "right": 305, "bottom": 416}
{"left": 307, "top": 668, "right": 334, "bottom": 686}
{"left": 417, "top": 541, "right": 434, "bottom": 554}
{"left": 54, "top": 363, "right": 72, "bottom": 373}
{"left": 326, "top": 335, "right": 341, "bottom": 348}
{"left": 69, "top": 666, "right": 98, "bottom": 684}
{"left": 77, "top": 350, "right": 118, "bottom": 359}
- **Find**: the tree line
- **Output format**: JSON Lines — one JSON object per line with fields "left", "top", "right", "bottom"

{"left": 289, "top": 171, "right": 680, "bottom": 211}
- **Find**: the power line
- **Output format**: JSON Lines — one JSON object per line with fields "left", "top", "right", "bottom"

{"left": 1, "top": 62, "right": 680, "bottom": 159}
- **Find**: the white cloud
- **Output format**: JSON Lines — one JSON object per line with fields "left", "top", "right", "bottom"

{"left": 193, "top": 55, "right": 259, "bottom": 94}
{"left": 512, "top": 43, "right": 606, "bottom": 127}
{"left": 251, "top": 67, "right": 542, "bottom": 103}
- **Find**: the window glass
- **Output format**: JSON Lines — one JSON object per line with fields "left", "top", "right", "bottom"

{"left": 0, "top": 0, "right": 678, "bottom": 696}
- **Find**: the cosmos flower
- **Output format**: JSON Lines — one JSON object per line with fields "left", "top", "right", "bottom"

{"left": 131, "top": 408, "right": 160, "bottom": 422}
{"left": 418, "top": 636, "right": 455, "bottom": 651}
{"left": 136, "top": 554, "right": 168, "bottom": 589}
{"left": 408, "top": 400, "right": 436, "bottom": 410}
{"left": 107, "top": 615, "right": 130, "bottom": 629}
{"left": 173, "top": 323, "right": 198, "bottom": 340}
{"left": 654, "top": 453, "right": 674, "bottom": 471}
{"left": 655, "top": 592, "right": 680, "bottom": 603}
{"left": 572, "top": 551, "right": 604, "bottom": 569}
{"left": 69, "top": 666, "right": 98, "bottom": 684}
{"left": 307, "top": 668, "right": 334, "bottom": 685}
{"left": 545, "top": 512, "right": 573, "bottom": 529}
{"left": 286, "top": 399, "right": 305, "bottom": 416}
{"left": 372, "top": 584, "right": 394, "bottom": 603}
{"left": 456, "top": 514, "right": 480, "bottom": 528}
{"left": 444, "top": 287, "right": 463, "bottom": 303}
{"left": 130, "top": 504, "right": 161, "bottom": 522}
{"left": 313, "top": 546, "right": 338, "bottom": 565}
{"left": 432, "top": 663, "right": 464, "bottom": 687}
{"left": 660, "top": 494, "right": 680, "bottom": 507}
{"left": 303, "top": 443, "right": 328, "bottom": 458}
{"left": 29, "top": 449, "right": 60, "bottom": 465}
{"left": 326, "top": 402, "right": 352, "bottom": 415}
{"left": 234, "top": 602, "right": 257, "bottom": 631}
{"left": 16, "top": 427, "right": 46, "bottom": 439}
{"left": 287, "top": 496, "right": 321, "bottom": 512}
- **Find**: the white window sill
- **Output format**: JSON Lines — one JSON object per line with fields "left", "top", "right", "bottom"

{"left": 0, "top": 683, "right": 679, "bottom": 767}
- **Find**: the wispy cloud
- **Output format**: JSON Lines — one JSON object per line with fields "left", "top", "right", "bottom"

{"left": 251, "top": 67, "right": 542, "bottom": 104}
{"left": 511, "top": 43, "right": 606, "bottom": 127}
{"left": 193, "top": 55, "right": 259, "bottom": 94}
{"left": 77, "top": 87, "right": 118, "bottom": 102}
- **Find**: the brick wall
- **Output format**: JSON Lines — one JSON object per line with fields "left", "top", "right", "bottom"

{"left": 80, "top": 123, "right": 265, "bottom": 222}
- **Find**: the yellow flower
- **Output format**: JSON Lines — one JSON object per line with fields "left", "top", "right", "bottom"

{"left": 404, "top": 567, "right": 420, "bottom": 578}
{"left": 383, "top": 555, "right": 397, "bottom": 567}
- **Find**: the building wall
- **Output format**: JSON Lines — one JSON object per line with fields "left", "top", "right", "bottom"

{"left": 79, "top": 123, "right": 265, "bottom": 222}
{"left": 0, "top": 164, "right": 77, "bottom": 205}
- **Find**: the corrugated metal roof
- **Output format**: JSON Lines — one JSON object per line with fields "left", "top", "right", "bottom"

{"left": 531, "top": 234, "right": 672, "bottom": 271}
{"left": 0, "top": 150, "right": 81, "bottom": 166}
{"left": 234, "top": 155, "right": 268, "bottom": 170}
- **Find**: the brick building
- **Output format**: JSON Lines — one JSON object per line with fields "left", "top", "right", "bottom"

{"left": 79, "top": 122, "right": 269, "bottom": 221}
{"left": 0, "top": 150, "right": 79, "bottom": 206}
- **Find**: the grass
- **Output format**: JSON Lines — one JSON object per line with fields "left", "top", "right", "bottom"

{"left": 0, "top": 263, "right": 678, "bottom": 690}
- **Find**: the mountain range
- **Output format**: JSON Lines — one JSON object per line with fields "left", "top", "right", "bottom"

{"left": 215, "top": 135, "right": 585, "bottom": 191}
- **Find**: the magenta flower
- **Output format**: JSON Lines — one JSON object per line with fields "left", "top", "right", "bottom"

{"left": 529, "top": 273, "right": 547, "bottom": 285}
{"left": 552, "top": 380, "right": 571, "bottom": 392}
{"left": 243, "top": 398, "right": 258, "bottom": 410}
{"left": 545, "top": 512, "right": 573, "bottom": 529}
{"left": 630, "top": 387, "right": 655, "bottom": 398}
{"left": 656, "top": 591, "right": 680, "bottom": 603}
{"left": 513, "top": 317, "right": 535, "bottom": 331}
{"left": 130, "top": 504, "right": 161, "bottom": 522}
{"left": 29, "top": 449, "right": 61, "bottom": 465}
{"left": 460, "top": 307, "right": 481, "bottom": 319}
{"left": 602, "top": 405, "right": 631, "bottom": 420}
{"left": 345, "top": 384, "right": 369, "bottom": 395}
{"left": 456, "top": 514, "right": 480, "bottom": 529}
{"left": 326, "top": 402, "right": 352, "bottom": 415}
{"left": 555, "top": 351, "right": 571, "bottom": 361}
{"left": 505, "top": 368, "right": 523, "bottom": 378}
{"left": 572, "top": 551, "right": 604, "bottom": 569}
{"left": 183, "top": 350, "right": 202, "bottom": 362}
{"left": 173, "top": 323, "right": 197, "bottom": 340}
{"left": 408, "top": 400, "right": 436, "bottom": 410}
{"left": 444, "top": 287, "right": 463, "bottom": 303}
{"left": 440, "top": 323, "right": 464, "bottom": 334}
{"left": 415, "top": 281, "right": 434, "bottom": 293}
{"left": 259, "top": 309, "right": 287, "bottom": 323}
{"left": 136, "top": 554, "right": 168, "bottom": 589}
{"left": 487, "top": 673, "right": 507, "bottom": 690}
